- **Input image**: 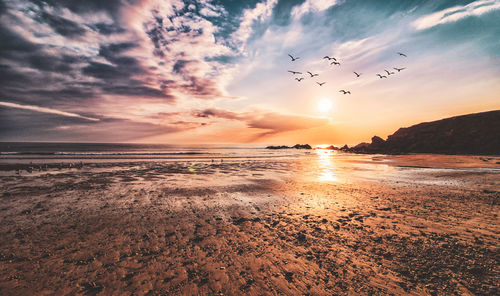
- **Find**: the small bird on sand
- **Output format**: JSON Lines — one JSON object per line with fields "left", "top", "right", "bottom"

{"left": 376, "top": 74, "right": 387, "bottom": 79}
{"left": 393, "top": 67, "right": 406, "bottom": 72}
{"left": 288, "top": 70, "right": 302, "bottom": 75}
{"left": 339, "top": 90, "right": 351, "bottom": 94}
{"left": 307, "top": 71, "right": 319, "bottom": 77}
{"left": 385, "top": 69, "right": 395, "bottom": 75}
{"left": 317, "top": 82, "right": 326, "bottom": 86}
{"left": 295, "top": 77, "right": 304, "bottom": 82}
{"left": 397, "top": 52, "right": 407, "bottom": 57}
{"left": 353, "top": 71, "right": 362, "bottom": 77}
{"left": 288, "top": 54, "right": 299, "bottom": 61}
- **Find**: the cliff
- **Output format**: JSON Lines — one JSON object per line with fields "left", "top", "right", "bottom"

{"left": 346, "top": 110, "right": 500, "bottom": 155}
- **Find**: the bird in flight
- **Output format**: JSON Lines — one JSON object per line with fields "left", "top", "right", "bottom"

{"left": 353, "top": 71, "right": 362, "bottom": 77}
{"left": 295, "top": 77, "right": 304, "bottom": 82}
{"left": 307, "top": 71, "right": 319, "bottom": 77}
{"left": 376, "top": 74, "right": 388, "bottom": 79}
{"left": 288, "top": 70, "right": 302, "bottom": 75}
{"left": 384, "top": 69, "right": 395, "bottom": 75}
{"left": 330, "top": 61, "right": 340, "bottom": 66}
{"left": 288, "top": 54, "right": 300, "bottom": 61}
{"left": 393, "top": 67, "right": 406, "bottom": 72}
{"left": 317, "top": 82, "right": 326, "bottom": 86}
{"left": 339, "top": 90, "right": 351, "bottom": 94}
{"left": 397, "top": 52, "right": 407, "bottom": 57}
{"left": 323, "top": 56, "right": 337, "bottom": 61}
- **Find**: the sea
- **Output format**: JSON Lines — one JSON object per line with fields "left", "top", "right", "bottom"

{"left": 1, "top": 142, "right": 498, "bottom": 188}
{"left": 0, "top": 142, "right": 310, "bottom": 162}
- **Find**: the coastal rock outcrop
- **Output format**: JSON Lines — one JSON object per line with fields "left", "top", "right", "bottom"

{"left": 266, "top": 144, "right": 312, "bottom": 150}
{"left": 342, "top": 110, "right": 500, "bottom": 155}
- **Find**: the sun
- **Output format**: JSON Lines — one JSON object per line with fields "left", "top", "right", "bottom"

{"left": 317, "top": 98, "right": 333, "bottom": 113}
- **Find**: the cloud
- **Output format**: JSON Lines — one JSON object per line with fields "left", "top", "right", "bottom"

{"left": 231, "top": 0, "right": 278, "bottom": 50}
{"left": 1, "top": 0, "right": 499, "bottom": 143}
{"left": 0, "top": 104, "right": 203, "bottom": 142}
{"left": 412, "top": 0, "right": 500, "bottom": 30}
{"left": 0, "top": 101, "right": 99, "bottom": 121}
{"left": 291, "top": 0, "right": 338, "bottom": 19}
{"left": 40, "top": 11, "right": 86, "bottom": 37}
{"left": 193, "top": 108, "right": 242, "bottom": 120}
{"left": 193, "top": 107, "right": 329, "bottom": 140}
{"left": 246, "top": 111, "right": 329, "bottom": 139}
{"left": 0, "top": 0, "right": 236, "bottom": 109}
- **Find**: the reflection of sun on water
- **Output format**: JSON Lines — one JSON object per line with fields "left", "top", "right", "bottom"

{"left": 316, "top": 149, "right": 339, "bottom": 182}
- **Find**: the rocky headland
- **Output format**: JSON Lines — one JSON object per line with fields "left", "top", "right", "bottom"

{"left": 339, "top": 110, "right": 500, "bottom": 155}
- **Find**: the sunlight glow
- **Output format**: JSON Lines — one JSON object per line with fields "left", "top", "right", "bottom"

{"left": 317, "top": 98, "right": 333, "bottom": 114}
{"left": 316, "top": 149, "right": 339, "bottom": 182}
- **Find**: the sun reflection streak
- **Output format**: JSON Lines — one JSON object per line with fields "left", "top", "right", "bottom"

{"left": 316, "top": 149, "right": 339, "bottom": 182}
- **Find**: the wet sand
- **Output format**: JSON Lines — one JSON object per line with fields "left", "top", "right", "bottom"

{"left": 0, "top": 153, "right": 499, "bottom": 295}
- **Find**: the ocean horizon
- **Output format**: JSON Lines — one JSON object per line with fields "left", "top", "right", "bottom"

{"left": 0, "top": 142, "right": 315, "bottom": 160}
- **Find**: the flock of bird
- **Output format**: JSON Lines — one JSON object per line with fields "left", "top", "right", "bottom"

{"left": 287, "top": 52, "right": 407, "bottom": 95}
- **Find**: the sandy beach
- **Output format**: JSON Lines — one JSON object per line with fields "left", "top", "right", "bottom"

{"left": 0, "top": 152, "right": 499, "bottom": 295}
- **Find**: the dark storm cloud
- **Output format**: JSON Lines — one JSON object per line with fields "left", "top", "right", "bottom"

{"left": 1, "top": 105, "right": 92, "bottom": 128}
{"left": 98, "top": 42, "right": 138, "bottom": 59}
{"left": 27, "top": 53, "right": 76, "bottom": 73}
{"left": 0, "top": 25, "right": 39, "bottom": 56}
{"left": 82, "top": 62, "right": 135, "bottom": 80}
{"left": 172, "top": 60, "right": 192, "bottom": 73}
{"left": 31, "top": 0, "right": 126, "bottom": 16}
{"left": 101, "top": 85, "right": 174, "bottom": 99}
{"left": 0, "top": 0, "right": 7, "bottom": 15}
{"left": 0, "top": 105, "right": 185, "bottom": 142}
{"left": 0, "top": 64, "right": 33, "bottom": 86}
{"left": 39, "top": 12, "right": 86, "bottom": 37}
{"left": 91, "top": 22, "right": 126, "bottom": 35}
{"left": 0, "top": 64, "right": 88, "bottom": 106}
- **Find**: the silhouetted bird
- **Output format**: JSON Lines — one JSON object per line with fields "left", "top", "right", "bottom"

{"left": 376, "top": 74, "right": 387, "bottom": 79}
{"left": 317, "top": 82, "right": 326, "bottom": 86}
{"left": 353, "top": 71, "right": 362, "bottom": 77}
{"left": 339, "top": 90, "right": 351, "bottom": 94}
{"left": 393, "top": 67, "right": 406, "bottom": 72}
{"left": 330, "top": 61, "right": 340, "bottom": 66}
{"left": 288, "top": 54, "right": 299, "bottom": 61}
{"left": 288, "top": 70, "right": 302, "bottom": 75}
{"left": 307, "top": 71, "right": 319, "bottom": 77}
{"left": 323, "top": 56, "right": 337, "bottom": 61}
{"left": 397, "top": 52, "right": 407, "bottom": 57}
{"left": 385, "top": 69, "right": 395, "bottom": 75}
{"left": 295, "top": 77, "right": 304, "bottom": 82}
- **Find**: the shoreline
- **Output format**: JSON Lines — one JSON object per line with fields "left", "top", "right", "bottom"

{"left": 1, "top": 154, "right": 498, "bottom": 295}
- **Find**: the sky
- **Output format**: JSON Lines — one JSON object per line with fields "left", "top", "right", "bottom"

{"left": 0, "top": 0, "right": 499, "bottom": 145}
